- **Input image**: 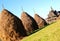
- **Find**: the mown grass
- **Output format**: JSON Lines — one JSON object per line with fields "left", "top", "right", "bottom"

{"left": 21, "top": 20, "right": 60, "bottom": 41}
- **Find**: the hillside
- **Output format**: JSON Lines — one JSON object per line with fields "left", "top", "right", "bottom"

{"left": 21, "top": 20, "right": 60, "bottom": 41}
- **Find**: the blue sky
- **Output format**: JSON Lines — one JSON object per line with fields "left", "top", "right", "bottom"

{"left": 0, "top": 0, "right": 60, "bottom": 19}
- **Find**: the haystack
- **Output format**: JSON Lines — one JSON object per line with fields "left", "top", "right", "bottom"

{"left": 0, "top": 9, "right": 27, "bottom": 41}
{"left": 21, "top": 12, "right": 38, "bottom": 34}
{"left": 46, "top": 8, "right": 58, "bottom": 24}
{"left": 34, "top": 14, "right": 47, "bottom": 28}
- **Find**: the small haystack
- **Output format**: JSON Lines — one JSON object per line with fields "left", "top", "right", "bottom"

{"left": 34, "top": 14, "right": 47, "bottom": 28}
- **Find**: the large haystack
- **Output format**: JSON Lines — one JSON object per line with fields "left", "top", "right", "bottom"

{"left": 21, "top": 12, "right": 38, "bottom": 34}
{"left": 0, "top": 9, "right": 27, "bottom": 41}
{"left": 34, "top": 14, "right": 47, "bottom": 28}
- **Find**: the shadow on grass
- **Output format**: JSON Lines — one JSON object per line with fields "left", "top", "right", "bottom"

{"left": 27, "top": 24, "right": 49, "bottom": 35}
{"left": 27, "top": 22, "right": 56, "bottom": 36}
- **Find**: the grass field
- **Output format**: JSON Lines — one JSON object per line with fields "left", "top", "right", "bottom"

{"left": 21, "top": 20, "right": 60, "bottom": 41}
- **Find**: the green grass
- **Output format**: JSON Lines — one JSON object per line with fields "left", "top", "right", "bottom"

{"left": 21, "top": 20, "right": 60, "bottom": 41}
